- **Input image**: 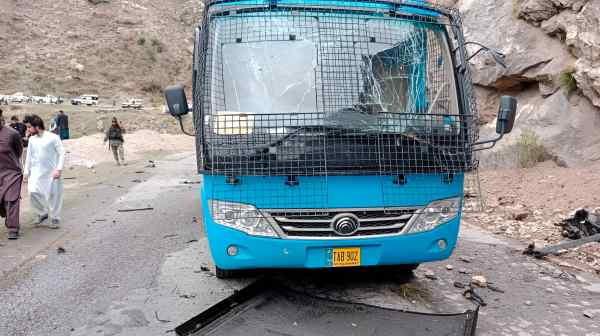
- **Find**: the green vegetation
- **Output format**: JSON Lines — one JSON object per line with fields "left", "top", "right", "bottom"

{"left": 517, "top": 130, "right": 550, "bottom": 168}
{"left": 559, "top": 69, "right": 577, "bottom": 94}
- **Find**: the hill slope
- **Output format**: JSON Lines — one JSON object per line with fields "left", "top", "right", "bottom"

{"left": 0, "top": 0, "right": 203, "bottom": 100}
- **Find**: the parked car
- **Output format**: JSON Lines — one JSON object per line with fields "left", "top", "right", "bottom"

{"left": 9, "top": 92, "right": 29, "bottom": 103}
{"left": 71, "top": 94, "right": 99, "bottom": 106}
{"left": 33, "top": 95, "right": 60, "bottom": 104}
{"left": 121, "top": 98, "right": 144, "bottom": 109}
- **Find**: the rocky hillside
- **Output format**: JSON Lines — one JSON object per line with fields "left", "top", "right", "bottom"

{"left": 453, "top": 0, "right": 600, "bottom": 168}
{"left": 0, "top": 0, "right": 203, "bottom": 100}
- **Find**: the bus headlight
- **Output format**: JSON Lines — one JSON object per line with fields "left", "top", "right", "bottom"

{"left": 208, "top": 200, "right": 279, "bottom": 238}
{"left": 405, "top": 197, "right": 461, "bottom": 234}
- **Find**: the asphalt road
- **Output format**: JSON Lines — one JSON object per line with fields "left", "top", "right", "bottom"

{"left": 1, "top": 153, "right": 600, "bottom": 336}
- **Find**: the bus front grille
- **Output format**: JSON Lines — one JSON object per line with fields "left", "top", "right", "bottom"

{"left": 264, "top": 208, "right": 419, "bottom": 239}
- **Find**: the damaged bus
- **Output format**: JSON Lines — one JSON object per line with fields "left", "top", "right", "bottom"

{"left": 165, "top": 0, "right": 516, "bottom": 278}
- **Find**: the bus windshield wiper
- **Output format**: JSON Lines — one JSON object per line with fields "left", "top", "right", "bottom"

{"left": 254, "top": 125, "right": 367, "bottom": 154}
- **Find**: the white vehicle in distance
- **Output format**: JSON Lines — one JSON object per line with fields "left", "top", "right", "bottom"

{"left": 71, "top": 94, "right": 99, "bottom": 106}
{"left": 9, "top": 92, "right": 29, "bottom": 103}
{"left": 33, "top": 95, "right": 60, "bottom": 104}
{"left": 121, "top": 98, "right": 144, "bottom": 109}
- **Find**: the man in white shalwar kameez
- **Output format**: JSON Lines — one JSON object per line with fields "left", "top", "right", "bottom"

{"left": 23, "top": 115, "right": 65, "bottom": 229}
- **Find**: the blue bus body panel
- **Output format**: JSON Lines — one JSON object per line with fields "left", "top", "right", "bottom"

{"left": 202, "top": 174, "right": 464, "bottom": 270}
{"left": 209, "top": 0, "right": 442, "bottom": 17}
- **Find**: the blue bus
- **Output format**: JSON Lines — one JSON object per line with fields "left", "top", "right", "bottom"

{"left": 165, "top": 0, "right": 516, "bottom": 278}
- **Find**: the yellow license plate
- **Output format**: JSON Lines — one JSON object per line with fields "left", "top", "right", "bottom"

{"left": 331, "top": 248, "right": 361, "bottom": 267}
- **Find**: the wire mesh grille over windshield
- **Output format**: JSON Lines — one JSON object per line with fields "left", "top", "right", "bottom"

{"left": 194, "top": 1, "right": 480, "bottom": 177}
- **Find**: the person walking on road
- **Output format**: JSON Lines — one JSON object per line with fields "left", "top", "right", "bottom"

{"left": 57, "top": 110, "right": 69, "bottom": 140}
{"left": 104, "top": 117, "right": 126, "bottom": 166}
{"left": 0, "top": 109, "right": 24, "bottom": 240}
{"left": 23, "top": 114, "right": 65, "bottom": 229}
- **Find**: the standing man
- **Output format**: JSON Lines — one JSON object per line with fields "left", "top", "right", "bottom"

{"left": 23, "top": 114, "right": 65, "bottom": 229}
{"left": 9, "top": 115, "right": 28, "bottom": 167}
{"left": 57, "top": 110, "right": 69, "bottom": 140}
{"left": 0, "top": 109, "right": 24, "bottom": 240}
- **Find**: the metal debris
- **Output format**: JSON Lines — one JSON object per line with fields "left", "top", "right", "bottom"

{"left": 524, "top": 233, "right": 600, "bottom": 258}
{"left": 463, "top": 285, "right": 486, "bottom": 307}
{"left": 155, "top": 311, "right": 171, "bottom": 323}
{"left": 559, "top": 208, "right": 600, "bottom": 239}
{"left": 117, "top": 207, "right": 154, "bottom": 212}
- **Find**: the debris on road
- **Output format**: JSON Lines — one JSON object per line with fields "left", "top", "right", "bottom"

{"left": 559, "top": 208, "right": 600, "bottom": 239}
{"left": 200, "top": 266, "right": 210, "bottom": 272}
{"left": 154, "top": 311, "right": 171, "bottom": 323}
{"left": 522, "top": 208, "right": 600, "bottom": 259}
{"left": 471, "top": 275, "right": 488, "bottom": 288}
{"left": 459, "top": 256, "right": 472, "bottom": 263}
{"left": 463, "top": 285, "right": 486, "bottom": 307}
{"left": 181, "top": 180, "right": 201, "bottom": 185}
{"left": 454, "top": 281, "right": 466, "bottom": 289}
{"left": 57, "top": 247, "right": 66, "bottom": 254}
{"left": 583, "top": 310, "right": 596, "bottom": 319}
{"left": 135, "top": 170, "right": 145, "bottom": 174}
{"left": 446, "top": 264, "right": 454, "bottom": 270}
{"left": 131, "top": 179, "right": 142, "bottom": 183}
{"left": 163, "top": 234, "right": 178, "bottom": 239}
{"left": 186, "top": 239, "right": 198, "bottom": 244}
{"left": 117, "top": 207, "right": 154, "bottom": 213}
{"left": 487, "top": 284, "right": 505, "bottom": 293}
{"left": 424, "top": 270, "right": 437, "bottom": 280}
{"left": 146, "top": 160, "right": 156, "bottom": 168}
{"left": 524, "top": 233, "right": 600, "bottom": 258}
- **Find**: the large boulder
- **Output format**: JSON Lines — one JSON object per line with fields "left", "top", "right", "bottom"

{"left": 478, "top": 89, "right": 600, "bottom": 168}
{"left": 458, "top": 0, "right": 575, "bottom": 91}
{"left": 520, "top": 1, "right": 600, "bottom": 108}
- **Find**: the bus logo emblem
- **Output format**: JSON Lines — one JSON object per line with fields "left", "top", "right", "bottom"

{"left": 332, "top": 214, "right": 360, "bottom": 236}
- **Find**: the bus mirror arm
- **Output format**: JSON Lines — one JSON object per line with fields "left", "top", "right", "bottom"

{"left": 473, "top": 96, "right": 517, "bottom": 152}
{"left": 164, "top": 84, "right": 195, "bottom": 137}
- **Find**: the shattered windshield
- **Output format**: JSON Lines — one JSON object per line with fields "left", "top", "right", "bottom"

{"left": 208, "top": 13, "right": 459, "bottom": 135}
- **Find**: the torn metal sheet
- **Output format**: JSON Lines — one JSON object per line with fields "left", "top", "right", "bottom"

{"left": 175, "top": 279, "right": 478, "bottom": 336}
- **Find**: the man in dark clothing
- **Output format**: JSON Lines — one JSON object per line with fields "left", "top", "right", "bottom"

{"left": 0, "top": 109, "right": 24, "bottom": 240}
{"left": 9, "top": 115, "right": 27, "bottom": 140}
{"left": 57, "top": 110, "right": 69, "bottom": 140}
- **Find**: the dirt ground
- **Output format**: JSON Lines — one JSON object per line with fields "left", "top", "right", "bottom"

{"left": 467, "top": 161, "right": 600, "bottom": 274}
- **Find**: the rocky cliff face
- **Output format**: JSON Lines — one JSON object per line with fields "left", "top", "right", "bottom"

{"left": 456, "top": 0, "right": 600, "bottom": 168}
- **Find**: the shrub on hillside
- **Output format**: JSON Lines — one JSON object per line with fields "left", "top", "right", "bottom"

{"left": 517, "top": 130, "right": 550, "bottom": 168}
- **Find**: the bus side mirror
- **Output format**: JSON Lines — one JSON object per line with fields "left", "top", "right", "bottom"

{"left": 496, "top": 96, "right": 517, "bottom": 135}
{"left": 164, "top": 85, "right": 189, "bottom": 117}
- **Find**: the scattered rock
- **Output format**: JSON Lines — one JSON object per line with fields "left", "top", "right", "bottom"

{"left": 459, "top": 268, "right": 471, "bottom": 275}
{"left": 583, "top": 310, "right": 595, "bottom": 319}
{"left": 459, "top": 256, "right": 472, "bottom": 263}
{"left": 200, "top": 266, "right": 210, "bottom": 272}
{"left": 525, "top": 300, "right": 533, "bottom": 306}
{"left": 453, "top": 281, "right": 466, "bottom": 289}
{"left": 471, "top": 275, "right": 488, "bottom": 288}
{"left": 424, "top": 271, "right": 437, "bottom": 280}
{"left": 57, "top": 247, "right": 66, "bottom": 254}
{"left": 512, "top": 211, "right": 530, "bottom": 221}
{"left": 446, "top": 264, "right": 454, "bottom": 271}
